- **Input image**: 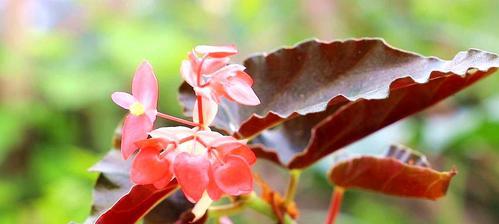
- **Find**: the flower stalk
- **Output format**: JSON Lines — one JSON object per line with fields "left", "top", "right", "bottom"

{"left": 284, "top": 169, "right": 302, "bottom": 205}
{"left": 209, "top": 192, "right": 277, "bottom": 220}
{"left": 208, "top": 197, "right": 248, "bottom": 218}
{"left": 325, "top": 186, "right": 345, "bottom": 224}
{"left": 156, "top": 112, "right": 199, "bottom": 127}
{"left": 195, "top": 55, "right": 207, "bottom": 128}
{"left": 196, "top": 95, "right": 205, "bottom": 128}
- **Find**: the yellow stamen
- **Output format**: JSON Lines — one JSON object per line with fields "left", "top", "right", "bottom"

{"left": 129, "top": 102, "right": 145, "bottom": 116}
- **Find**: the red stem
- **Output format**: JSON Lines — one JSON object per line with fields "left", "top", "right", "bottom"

{"left": 325, "top": 186, "right": 345, "bottom": 224}
{"left": 157, "top": 112, "right": 199, "bottom": 127}
{"left": 179, "top": 135, "right": 195, "bottom": 144}
{"left": 196, "top": 56, "right": 207, "bottom": 129}
{"left": 196, "top": 95, "right": 204, "bottom": 127}
{"left": 196, "top": 137, "right": 209, "bottom": 148}
{"left": 196, "top": 56, "right": 206, "bottom": 86}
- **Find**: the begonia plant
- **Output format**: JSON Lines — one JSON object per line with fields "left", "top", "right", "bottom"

{"left": 86, "top": 39, "right": 499, "bottom": 224}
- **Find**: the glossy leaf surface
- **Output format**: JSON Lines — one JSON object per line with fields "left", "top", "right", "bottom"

{"left": 94, "top": 180, "right": 178, "bottom": 224}
{"left": 179, "top": 38, "right": 499, "bottom": 168}
{"left": 328, "top": 145, "right": 456, "bottom": 200}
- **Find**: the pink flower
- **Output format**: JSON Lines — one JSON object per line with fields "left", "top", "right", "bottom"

{"left": 205, "top": 64, "right": 260, "bottom": 105}
{"left": 181, "top": 45, "right": 260, "bottom": 106}
{"left": 130, "top": 138, "right": 172, "bottom": 188}
{"left": 109, "top": 45, "right": 261, "bottom": 222}
{"left": 129, "top": 127, "right": 256, "bottom": 203}
{"left": 195, "top": 45, "right": 238, "bottom": 58}
{"left": 111, "top": 61, "right": 158, "bottom": 159}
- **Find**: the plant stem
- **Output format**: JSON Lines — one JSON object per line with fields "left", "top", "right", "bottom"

{"left": 284, "top": 169, "right": 301, "bottom": 205}
{"left": 178, "top": 135, "right": 195, "bottom": 144}
{"left": 284, "top": 214, "right": 297, "bottom": 224}
{"left": 196, "top": 95, "right": 205, "bottom": 128}
{"left": 325, "top": 186, "right": 345, "bottom": 224}
{"left": 245, "top": 192, "right": 277, "bottom": 220}
{"left": 208, "top": 199, "right": 247, "bottom": 217}
{"left": 156, "top": 112, "right": 199, "bottom": 127}
{"left": 195, "top": 56, "right": 207, "bottom": 129}
{"left": 209, "top": 192, "right": 277, "bottom": 221}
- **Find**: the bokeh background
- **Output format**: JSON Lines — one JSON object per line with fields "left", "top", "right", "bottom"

{"left": 1, "top": 0, "right": 499, "bottom": 223}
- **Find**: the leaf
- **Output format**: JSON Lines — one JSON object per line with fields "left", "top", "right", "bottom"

{"left": 328, "top": 145, "right": 457, "bottom": 200}
{"left": 142, "top": 191, "right": 206, "bottom": 224}
{"left": 179, "top": 38, "right": 499, "bottom": 168}
{"left": 86, "top": 125, "right": 198, "bottom": 224}
{"left": 85, "top": 174, "right": 130, "bottom": 223}
{"left": 94, "top": 180, "right": 178, "bottom": 224}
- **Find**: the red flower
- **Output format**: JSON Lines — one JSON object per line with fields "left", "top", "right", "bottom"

{"left": 181, "top": 45, "right": 260, "bottom": 106}
{"left": 195, "top": 45, "right": 238, "bottom": 58}
{"left": 129, "top": 127, "right": 255, "bottom": 203}
{"left": 130, "top": 138, "right": 172, "bottom": 188}
{"left": 110, "top": 45, "right": 261, "bottom": 221}
{"left": 111, "top": 61, "right": 158, "bottom": 159}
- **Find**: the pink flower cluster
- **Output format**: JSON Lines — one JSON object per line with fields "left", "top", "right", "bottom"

{"left": 111, "top": 45, "right": 260, "bottom": 218}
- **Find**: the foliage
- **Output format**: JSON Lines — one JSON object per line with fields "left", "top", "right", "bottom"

{"left": 88, "top": 39, "right": 497, "bottom": 223}
{"left": 180, "top": 39, "right": 499, "bottom": 169}
{"left": 2, "top": 1, "right": 499, "bottom": 223}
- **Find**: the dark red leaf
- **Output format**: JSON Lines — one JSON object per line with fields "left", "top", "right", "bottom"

{"left": 179, "top": 38, "right": 499, "bottom": 168}
{"left": 328, "top": 145, "right": 457, "bottom": 200}
{"left": 95, "top": 180, "right": 178, "bottom": 224}
{"left": 142, "top": 191, "right": 204, "bottom": 224}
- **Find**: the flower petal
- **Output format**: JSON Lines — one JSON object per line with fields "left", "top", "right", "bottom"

{"left": 145, "top": 108, "right": 157, "bottom": 124}
{"left": 209, "top": 136, "right": 238, "bottom": 146}
{"left": 134, "top": 138, "right": 169, "bottom": 149}
{"left": 202, "top": 57, "right": 230, "bottom": 75}
{"left": 131, "top": 147, "right": 172, "bottom": 185}
{"left": 132, "top": 61, "right": 158, "bottom": 110}
{"left": 213, "top": 155, "right": 253, "bottom": 196}
{"left": 153, "top": 172, "right": 174, "bottom": 189}
{"left": 121, "top": 114, "right": 153, "bottom": 159}
{"left": 149, "top": 126, "right": 195, "bottom": 142}
{"left": 207, "top": 166, "right": 224, "bottom": 200}
{"left": 181, "top": 59, "right": 197, "bottom": 87}
{"left": 111, "top": 92, "right": 136, "bottom": 109}
{"left": 234, "top": 70, "right": 254, "bottom": 86}
{"left": 183, "top": 53, "right": 230, "bottom": 83}
{"left": 195, "top": 86, "right": 221, "bottom": 104}
{"left": 229, "top": 146, "right": 256, "bottom": 165}
{"left": 207, "top": 64, "right": 257, "bottom": 105}
{"left": 195, "top": 45, "right": 238, "bottom": 58}
{"left": 209, "top": 136, "right": 256, "bottom": 165}
{"left": 211, "top": 64, "right": 246, "bottom": 78}
{"left": 223, "top": 73, "right": 260, "bottom": 105}
{"left": 191, "top": 191, "right": 213, "bottom": 222}
{"left": 197, "top": 130, "right": 224, "bottom": 144}
{"left": 193, "top": 96, "right": 218, "bottom": 126}
{"left": 153, "top": 147, "right": 177, "bottom": 189}
{"left": 219, "top": 143, "right": 256, "bottom": 165}
{"left": 173, "top": 152, "right": 210, "bottom": 202}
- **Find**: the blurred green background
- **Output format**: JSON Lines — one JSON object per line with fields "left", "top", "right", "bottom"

{"left": 1, "top": 0, "right": 499, "bottom": 223}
